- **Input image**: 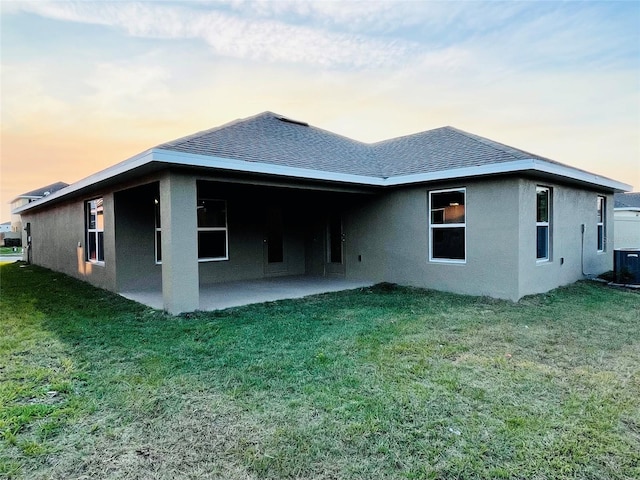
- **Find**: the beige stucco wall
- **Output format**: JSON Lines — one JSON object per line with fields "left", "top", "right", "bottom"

{"left": 20, "top": 170, "right": 617, "bottom": 308}
{"left": 346, "top": 177, "right": 613, "bottom": 301}
{"left": 346, "top": 178, "right": 522, "bottom": 300}
{"left": 21, "top": 193, "right": 117, "bottom": 292}
{"left": 114, "top": 183, "right": 160, "bottom": 291}
{"left": 517, "top": 180, "right": 613, "bottom": 297}
{"left": 614, "top": 210, "right": 640, "bottom": 249}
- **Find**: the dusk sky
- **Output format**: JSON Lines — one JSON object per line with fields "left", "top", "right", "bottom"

{"left": 1, "top": 0, "right": 639, "bottom": 223}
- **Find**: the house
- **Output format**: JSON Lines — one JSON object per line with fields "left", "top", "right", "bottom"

{"left": 0, "top": 221, "right": 18, "bottom": 248}
{"left": 14, "top": 112, "right": 631, "bottom": 313}
{"left": 0, "top": 221, "right": 16, "bottom": 247}
{"left": 10, "top": 181, "right": 69, "bottom": 235}
{"left": 614, "top": 192, "right": 640, "bottom": 249}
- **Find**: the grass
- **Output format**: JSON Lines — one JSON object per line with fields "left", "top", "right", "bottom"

{"left": 1, "top": 263, "right": 639, "bottom": 479}
{"left": 0, "top": 248, "right": 22, "bottom": 256}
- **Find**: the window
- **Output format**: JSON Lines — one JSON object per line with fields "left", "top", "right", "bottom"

{"left": 429, "top": 188, "right": 466, "bottom": 262}
{"left": 154, "top": 198, "right": 162, "bottom": 263}
{"left": 197, "top": 196, "right": 228, "bottom": 261}
{"left": 86, "top": 198, "right": 104, "bottom": 263}
{"left": 536, "top": 187, "right": 551, "bottom": 261}
{"left": 597, "top": 196, "right": 605, "bottom": 252}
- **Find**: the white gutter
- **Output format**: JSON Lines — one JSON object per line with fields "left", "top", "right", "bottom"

{"left": 13, "top": 149, "right": 155, "bottom": 214}
{"left": 14, "top": 148, "right": 632, "bottom": 214}
{"left": 151, "top": 149, "right": 382, "bottom": 186}
{"left": 384, "top": 158, "right": 632, "bottom": 191}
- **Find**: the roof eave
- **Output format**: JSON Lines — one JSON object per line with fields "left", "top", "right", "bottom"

{"left": 152, "top": 149, "right": 385, "bottom": 186}
{"left": 14, "top": 151, "right": 631, "bottom": 214}
{"left": 384, "top": 159, "right": 631, "bottom": 192}
{"left": 13, "top": 149, "right": 156, "bottom": 214}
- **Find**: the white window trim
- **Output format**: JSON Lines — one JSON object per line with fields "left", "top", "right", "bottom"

{"left": 536, "top": 186, "right": 551, "bottom": 263}
{"left": 197, "top": 198, "right": 229, "bottom": 262}
{"left": 154, "top": 198, "right": 162, "bottom": 265}
{"left": 597, "top": 195, "right": 606, "bottom": 253}
{"left": 86, "top": 197, "right": 105, "bottom": 265}
{"left": 429, "top": 187, "right": 467, "bottom": 264}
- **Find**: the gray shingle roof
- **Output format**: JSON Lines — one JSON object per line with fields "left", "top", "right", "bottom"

{"left": 373, "top": 126, "right": 561, "bottom": 177}
{"left": 158, "top": 112, "right": 382, "bottom": 177}
{"left": 615, "top": 192, "right": 640, "bottom": 208}
{"left": 156, "top": 111, "right": 561, "bottom": 179}
{"left": 15, "top": 181, "right": 69, "bottom": 199}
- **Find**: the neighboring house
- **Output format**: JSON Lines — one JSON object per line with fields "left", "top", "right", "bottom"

{"left": 15, "top": 112, "right": 631, "bottom": 313}
{"left": 0, "top": 221, "right": 17, "bottom": 247}
{"left": 614, "top": 192, "right": 640, "bottom": 249}
{"left": 10, "top": 181, "right": 69, "bottom": 236}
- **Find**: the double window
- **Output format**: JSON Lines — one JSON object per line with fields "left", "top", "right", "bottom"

{"left": 86, "top": 198, "right": 104, "bottom": 264}
{"left": 536, "top": 187, "right": 551, "bottom": 261}
{"left": 429, "top": 188, "right": 466, "bottom": 262}
{"left": 597, "top": 196, "right": 606, "bottom": 252}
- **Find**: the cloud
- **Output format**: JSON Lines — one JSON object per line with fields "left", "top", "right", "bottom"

{"left": 83, "top": 61, "right": 171, "bottom": 111}
{"left": 1, "top": 0, "right": 638, "bottom": 217}
{"left": 13, "top": 1, "right": 420, "bottom": 69}
{"left": 14, "top": 1, "right": 638, "bottom": 79}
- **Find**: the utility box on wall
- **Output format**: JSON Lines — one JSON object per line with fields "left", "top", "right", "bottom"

{"left": 614, "top": 248, "right": 640, "bottom": 285}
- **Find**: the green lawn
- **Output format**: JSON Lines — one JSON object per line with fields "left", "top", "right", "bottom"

{"left": 0, "top": 247, "right": 22, "bottom": 256}
{"left": 1, "top": 263, "right": 639, "bottom": 479}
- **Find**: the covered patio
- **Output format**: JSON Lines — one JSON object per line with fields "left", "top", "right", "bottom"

{"left": 121, "top": 275, "right": 374, "bottom": 311}
{"left": 112, "top": 175, "right": 377, "bottom": 313}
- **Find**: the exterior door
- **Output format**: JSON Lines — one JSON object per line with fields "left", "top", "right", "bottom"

{"left": 264, "top": 206, "right": 287, "bottom": 276}
{"left": 325, "top": 212, "right": 345, "bottom": 276}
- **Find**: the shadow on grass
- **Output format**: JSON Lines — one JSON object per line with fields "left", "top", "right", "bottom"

{"left": 1, "top": 262, "right": 639, "bottom": 479}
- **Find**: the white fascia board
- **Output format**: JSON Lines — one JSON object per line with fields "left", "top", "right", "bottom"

{"left": 14, "top": 150, "right": 631, "bottom": 214}
{"left": 151, "top": 151, "right": 631, "bottom": 191}
{"left": 151, "top": 149, "right": 385, "bottom": 186}
{"left": 14, "top": 150, "right": 156, "bottom": 214}
{"left": 528, "top": 159, "right": 632, "bottom": 191}
{"left": 384, "top": 159, "right": 632, "bottom": 192}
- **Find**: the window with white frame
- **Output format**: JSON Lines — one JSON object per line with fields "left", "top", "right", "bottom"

{"left": 536, "top": 187, "right": 551, "bottom": 261}
{"left": 597, "top": 196, "right": 605, "bottom": 252}
{"left": 197, "top": 194, "right": 228, "bottom": 261}
{"left": 86, "top": 198, "right": 104, "bottom": 263}
{"left": 154, "top": 198, "right": 162, "bottom": 264}
{"left": 429, "top": 188, "right": 466, "bottom": 262}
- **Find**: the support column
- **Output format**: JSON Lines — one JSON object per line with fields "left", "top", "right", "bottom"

{"left": 160, "top": 173, "right": 199, "bottom": 314}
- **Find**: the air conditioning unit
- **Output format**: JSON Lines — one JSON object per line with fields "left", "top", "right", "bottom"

{"left": 614, "top": 249, "right": 640, "bottom": 285}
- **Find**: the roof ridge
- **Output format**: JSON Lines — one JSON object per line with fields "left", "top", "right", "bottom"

{"left": 370, "top": 126, "right": 450, "bottom": 147}
{"left": 282, "top": 115, "right": 371, "bottom": 147}
{"left": 157, "top": 111, "right": 276, "bottom": 149}
{"left": 286, "top": 117, "right": 385, "bottom": 177}
{"left": 444, "top": 127, "right": 551, "bottom": 162}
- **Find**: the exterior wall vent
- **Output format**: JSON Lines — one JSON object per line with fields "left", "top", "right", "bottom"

{"left": 276, "top": 116, "right": 309, "bottom": 127}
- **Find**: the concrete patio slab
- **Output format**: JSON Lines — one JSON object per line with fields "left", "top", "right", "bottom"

{"left": 121, "top": 276, "right": 374, "bottom": 312}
